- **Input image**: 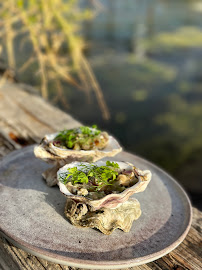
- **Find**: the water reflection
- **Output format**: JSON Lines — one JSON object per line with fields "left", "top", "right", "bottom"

{"left": 60, "top": 0, "right": 202, "bottom": 208}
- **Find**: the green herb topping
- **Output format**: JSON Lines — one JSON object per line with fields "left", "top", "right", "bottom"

{"left": 53, "top": 125, "right": 108, "bottom": 150}
{"left": 59, "top": 161, "right": 120, "bottom": 191}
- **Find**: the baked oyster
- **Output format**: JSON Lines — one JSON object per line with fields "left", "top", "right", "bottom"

{"left": 57, "top": 160, "right": 151, "bottom": 210}
{"left": 34, "top": 126, "right": 122, "bottom": 186}
{"left": 57, "top": 160, "right": 151, "bottom": 234}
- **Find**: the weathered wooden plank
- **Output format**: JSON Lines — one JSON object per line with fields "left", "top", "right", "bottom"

{"left": 0, "top": 80, "right": 81, "bottom": 143}
{"left": 0, "top": 80, "right": 201, "bottom": 270}
{"left": 0, "top": 133, "right": 16, "bottom": 159}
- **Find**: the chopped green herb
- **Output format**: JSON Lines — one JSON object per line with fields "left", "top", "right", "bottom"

{"left": 64, "top": 167, "right": 89, "bottom": 184}
{"left": 53, "top": 125, "right": 103, "bottom": 150}
{"left": 59, "top": 161, "right": 120, "bottom": 191}
{"left": 106, "top": 161, "right": 120, "bottom": 169}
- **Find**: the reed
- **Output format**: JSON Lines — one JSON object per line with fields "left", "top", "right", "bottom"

{"left": 0, "top": 0, "right": 109, "bottom": 119}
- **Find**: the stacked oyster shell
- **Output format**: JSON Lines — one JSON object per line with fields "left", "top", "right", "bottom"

{"left": 58, "top": 161, "right": 151, "bottom": 234}
{"left": 34, "top": 127, "right": 152, "bottom": 235}
{"left": 34, "top": 129, "right": 122, "bottom": 186}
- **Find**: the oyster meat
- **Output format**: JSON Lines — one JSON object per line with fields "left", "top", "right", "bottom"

{"left": 58, "top": 160, "right": 151, "bottom": 234}
{"left": 34, "top": 126, "right": 122, "bottom": 186}
{"left": 57, "top": 160, "right": 151, "bottom": 211}
{"left": 65, "top": 198, "right": 141, "bottom": 235}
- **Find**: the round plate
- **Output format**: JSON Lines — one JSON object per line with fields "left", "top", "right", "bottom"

{"left": 0, "top": 146, "right": 192, "bottom": 269}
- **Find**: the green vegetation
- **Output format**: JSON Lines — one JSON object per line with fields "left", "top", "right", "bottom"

{"left": 131, "top": 89, "right": 148, "bottom": 102}
{"left": 145, "top": 27, "right": 202, "bottom": 53}
{"left": 153, "top": 91, "right": 202, "bottom": 171}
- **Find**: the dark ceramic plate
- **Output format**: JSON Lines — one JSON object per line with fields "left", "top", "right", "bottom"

{"left": 0, "top": 146, "right": 192, "bottom": 269}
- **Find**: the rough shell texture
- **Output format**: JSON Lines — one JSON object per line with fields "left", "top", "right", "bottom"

{"left": 34, "top": 131, "right": 122, "bottom": 186}
{"left": 65, "top": 198, "right": 141, "bottom": 235}
{"left": 57, "top": 160, "right": 152, "bottom": 211}
{"left": 42, "top": 165, "right": 61, "bottom": 187}
{"left": 34, "top": 132, "right": 122, "bottom": 165}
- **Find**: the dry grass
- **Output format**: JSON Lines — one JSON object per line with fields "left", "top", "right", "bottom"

{"left": 0, "top": 0, "right": 110, "bottom": 119}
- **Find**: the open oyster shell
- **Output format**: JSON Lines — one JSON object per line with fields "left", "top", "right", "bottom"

{"left": 34, "top": 132, "right": 122, "bottom": 164}
{"left": 34, "top": 131, "right": 122, "bottom": 186}
{"left": 65, "top": 198, "right": 141, "bottom": 235}
{"left": 57, "top": 160, "right": 151, "bottom": 211}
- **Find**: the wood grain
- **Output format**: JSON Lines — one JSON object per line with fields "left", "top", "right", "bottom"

{"left": 0, "top": 80, "right": 201, "bottom": 270}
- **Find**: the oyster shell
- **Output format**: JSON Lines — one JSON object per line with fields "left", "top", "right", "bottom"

{"left": 34, "top": 130, "right": 122, "bottom": 186}
{"left": 57, "top": 160, "right": 151, "bottom": 211}
{"left": 65, "top": 198, "right": 141, "bottom": 235}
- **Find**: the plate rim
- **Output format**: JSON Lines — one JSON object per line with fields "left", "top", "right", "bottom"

{"left": 0, "top": 146, "right": 192, "bottom": 269}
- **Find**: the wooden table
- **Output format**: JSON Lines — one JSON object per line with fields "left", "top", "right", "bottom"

{"left": 0, "top": 80, "right": 201, "bottom": 270}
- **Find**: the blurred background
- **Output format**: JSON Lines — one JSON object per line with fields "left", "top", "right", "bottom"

{"left": 0, "top": 0, "right": 202, "bottom": 208}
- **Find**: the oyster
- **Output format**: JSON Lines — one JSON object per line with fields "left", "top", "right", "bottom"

{"left": 34, "top": 127, "right": 122, "bottom": 186}
{"left": 65, "top": 198, "right": 141, "bottom": 235}
{"left": 57, "top": 160, "right": 151, "bottom": 211}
